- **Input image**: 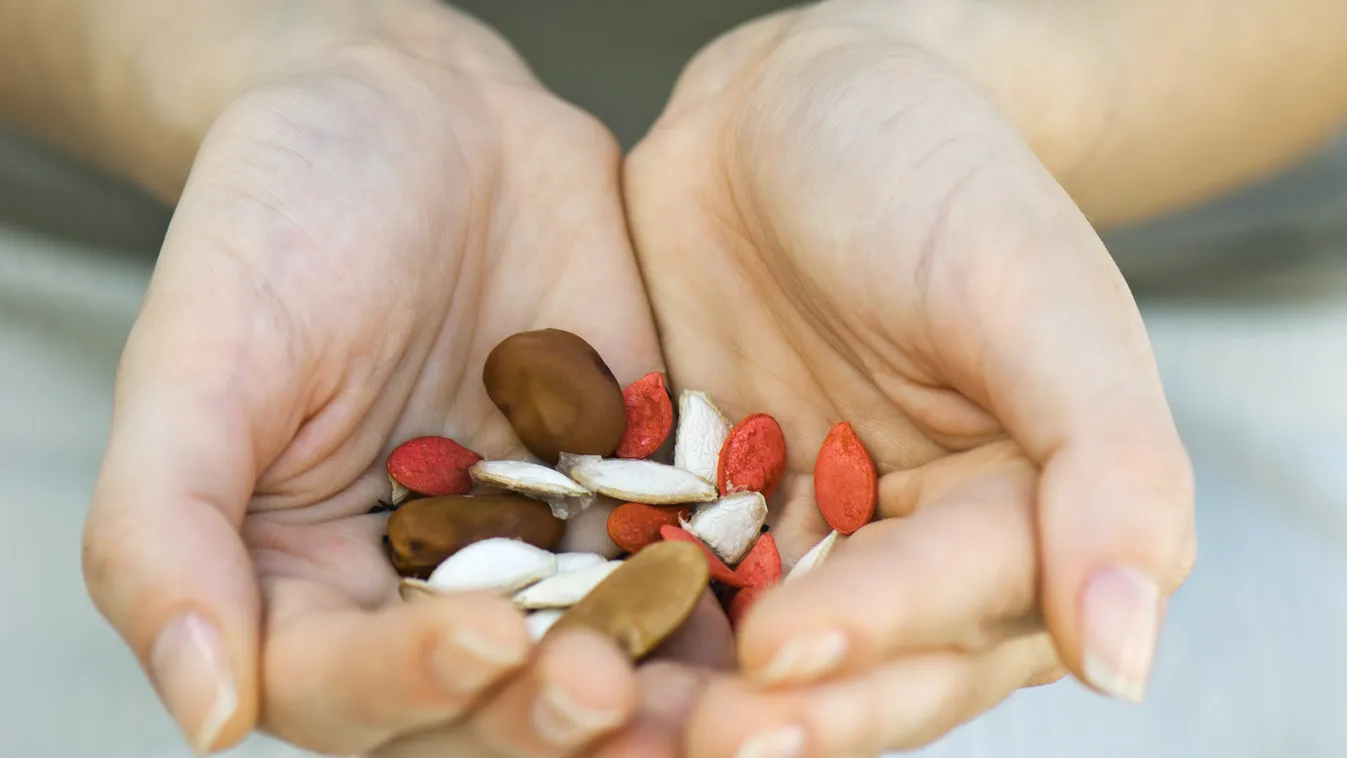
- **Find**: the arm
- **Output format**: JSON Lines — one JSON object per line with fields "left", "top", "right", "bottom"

{"left": 0, "top": 0, "right": 519, "bottom": 202}
{"left": 883, "top": 0, "right": 1347, "bottom": 227}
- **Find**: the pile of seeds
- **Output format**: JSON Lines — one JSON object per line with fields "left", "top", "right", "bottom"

{"left": 382, "top": 329, "right": 877, "bottom": 660}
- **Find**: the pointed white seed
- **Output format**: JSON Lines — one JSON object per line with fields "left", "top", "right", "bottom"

{"left": 785, "top": 530, "right": 842, "bottom": 583}
{"left": 683, "top": 491, "right": 769, "bottom": 565}
{"left": 672, "top": 390, "right": 730, "bottom": 484}
{"left": 470, "top": 460, "right": 591, "bottom": 498}
{"left": 513, "top": 560, "right": 624, "bottom": 609}
{"left": 427, "top": 538, "right": 557, "bottom": 594}
{"left": 569, "top": 458, "right": 718, "bottom": 505}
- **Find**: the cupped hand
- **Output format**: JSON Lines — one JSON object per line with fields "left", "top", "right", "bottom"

{"left": 626, "top": 3, "right": 1196, "bottom": 754}
{"left": 80, "top": 8, "right": 664, "bottom": 756}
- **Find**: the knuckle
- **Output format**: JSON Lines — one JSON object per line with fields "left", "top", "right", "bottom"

{"left": 80, "top": 505, "right": 135, "bottom": 613}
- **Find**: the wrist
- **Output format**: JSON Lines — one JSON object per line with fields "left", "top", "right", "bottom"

{"left": 89, "top": 0, "right": 533, "bottom": 200}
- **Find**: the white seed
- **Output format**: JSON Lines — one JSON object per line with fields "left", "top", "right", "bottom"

{"left": 526, "top": 609, "right": 565, "bottom": 640}
{"left": 398, "top": 578, "right": 440, "bottom": 603}
{"left": 555, "top": 552, "right": 608, "bottom": 573}
{"left": 427, "top": 538, "right": 557, "bottom": 594}
{"left": 682, "top": 491, "right": 768, "bottom": 565}
{"left": 513, "top": 560, "right": 624, "bottom": 609}
{"left": 389, "top": 477, "right": 415, "bottom": 506}
{"left": 785, "top": 530, "right": 842, "bottom": 582}
{"left": 570, "top": 458, "right": 718, "bottom": 505}
{"left": 470, "top": 460, "right": 591, "bottom": 498}
{"left": 555, "top": 452, "right": 602, "bottom": 479}
{"left": 673, "top": 390, "right": 730, "bottom": 484}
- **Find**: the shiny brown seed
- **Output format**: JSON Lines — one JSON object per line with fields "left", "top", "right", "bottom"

{"left": 545, "top": 540, "right": 710, "bottom": 659}
{"left": 386, "top": 494, "right": 565, "bottom": 578}
{"left": 482, "top": 329, "right": 626, "bottom": 465}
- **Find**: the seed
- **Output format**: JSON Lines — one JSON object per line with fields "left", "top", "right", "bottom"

{"left": 658, "top": 525, "right": 744, "bottom": 587}
{"left": 426, "top": 538, "right": 557, "bottom": 594}
{"left": 555, "top": 452, "right": 602, "bottom": 479}
{"left": 386, "top": 436, "right": 484, "bottom": 505}
{"left": 513, "top": 560, "right": 624, "bottom": 609}
{"left": 482, "top": 329, "right": 626, "bottom": 465}
{"left": 733, "top": 533, "right": 782, "bottom": 587}
{"left": 526, "top": 609, "right": 565, "bottom": 640}
{"left": 469, "top": 459, "right": 595, "bottom": 520}
{"left": 813, "top": 422, "right": 877, "bottom": 535}
{"left": 385, "top": 494, "right": 565, "bottom": 578}
{"left": 469, "top": 460, "right": 591, "bottom": 499}
{"left": 569, "top": 458, "right": 718, "bottom": 505}
{"left": 554, "top": 552, "right": 608, "bottom": 573}
{"left": 397, "top": 578, "right": 439, "bottom": 603}
{"left": 727, "top": 584, "right": 771, "bottom": 629}
{"left": 786, "top": 530, "right": 842, "bottom": 583}
{"left": 683, "top": 491, "right": 768, "bottom": 565}
{"left": 545, "top": 541, "right": 709, "bottom": 659}
{"left": 717, "top": 414, "right": 787, "bottom": 498}
{"left": 607, "top": 502, "right": 690, "bottom": 554}
{"left": 673, "top": 391, "right": 731, "bottom": 484}
{"left": 615, "top": 371, "right": 674, "bottom": 459}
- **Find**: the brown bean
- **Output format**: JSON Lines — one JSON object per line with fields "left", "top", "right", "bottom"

{"left": 482, "top": 329, "right": 626, "bottom": 465}
{"left": 386, "top": 494, "right": 564, "bottom": 578}
{"left": 545, "top": 540, "right": 710, "bottom": 659}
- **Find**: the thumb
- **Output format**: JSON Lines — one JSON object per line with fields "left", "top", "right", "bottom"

{"left": 83, "top": 248, "right": 295, "bottom": 752}
{"left": 944, "top": 177, "right": 1196, "bottom": 703}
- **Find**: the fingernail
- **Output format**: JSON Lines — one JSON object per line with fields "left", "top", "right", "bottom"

{"left": 735, "top": 725, "right": 807, "bottom": 758}
{"left": 1082, "top": 564, "right": 1164, "bottom": 703}
{"left": 149, "top": 613, "right": 237, "bottom": 755}
{"left": 532, "top": 682, "right": 624, "bottom": 747}
{"left": 752, "top": 629, "right": 848, "bottom": 686}
{"left": 432, "top": 627, "right": 528, "bottom": 695}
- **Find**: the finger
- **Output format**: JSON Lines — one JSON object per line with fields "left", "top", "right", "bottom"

{"left": 81, "top": 237, "right": 305, "bottom": 752}
{"left": 737, "top": 464, "right": 1039, "bottom": 687}
{"left": 686, "top": 631, "right": 1061, "bottom": 758}
{"left": 876, "top": 439, "right": 1022, "bottom": 518}
{"left": 941, "top": 186, "right": 1197, "bottom": 701}
{"left": 472, "top": 628, "right": 640, "bottom": 757}
{"left": 260, "top": 581, "right": 532, "bottom": 754}
{"left": 593, "top": 662, "right": 719, "bottom": 758}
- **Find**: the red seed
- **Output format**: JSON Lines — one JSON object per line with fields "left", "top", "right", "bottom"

{"left": 717, "top": 413, "right": 787, "bottom": 497}
{"left": 615, "top": 371, "right": 675, "bottom": 459}
{"left": 387, "top": 436, "right": 483, "bottom": 498}
{"left": 659, "top": 525, "right": 745, "bottom": 587}
{"left": 728, "top": 584, "right": 771, "bottom": 629}
{"left": 607, "top": 503, "right": 689, "bottom": 554}
{"left": 813, "top": 422, "right": 876, "bottom": 535}
{"left": 734, "top": 533, "right": 782, "bottom": 587}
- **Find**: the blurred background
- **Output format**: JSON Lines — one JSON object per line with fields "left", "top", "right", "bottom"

{"left": 3, "top": 2, "right": 1346, "bottom": 756}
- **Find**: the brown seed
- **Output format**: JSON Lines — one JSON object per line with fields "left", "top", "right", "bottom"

{"left": 385, "top": 494, "right": 565, "bottom": 578}
{"left": 482, "top": 329, "right": 626, "bottom": 465}
{"left": 545, "top": 540, "right": 710, "bottom": 660}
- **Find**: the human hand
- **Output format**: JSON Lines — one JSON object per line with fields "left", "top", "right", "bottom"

{"left": 625, "top": 2, "right": 1196, "bottom": 754}
{"left": 80, "top": 2, "right": 665, "bottom": 755}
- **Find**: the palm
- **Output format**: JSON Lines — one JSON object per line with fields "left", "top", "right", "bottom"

{"left": 165, "top": 59, "right": 662, "bottom": 714}
{"left": 626, "top": 12, "right": 1096, "bottom": 563}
